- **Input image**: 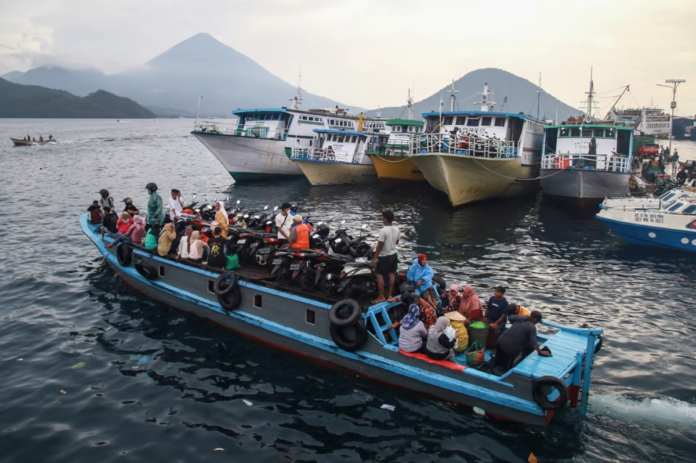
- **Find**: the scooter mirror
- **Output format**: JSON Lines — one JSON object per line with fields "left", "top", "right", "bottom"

{"left": 362, "top": 224, "right": 367, "bottom": 229}
{"left": 335, "top": 238, "right": 342, "bottom": 243}
{"left": 312, "top": 234, "right": 319, "bottom": 239}
{"left": 266, "top": 221, "right": 272, "bottom": 225}
{"left": 237, "top": 200, "right": 241, "bottom": 205}
{"left": 264, "top": 205, "right": 269, "bottom": 210}
{"left": 317, "top": 222, "right": 323, "bottom": 226}
{"left": 192, "top": 194, "right": 197, "bottom": 200}
{"left": 195, "top": 208, "right": 201, "bottom": 213}
{"left": 244, "top": 214, "right": 249, "bottom": 219}
{"left": 341, "top": 220, "right": 346, "bottom": 225}
{"left": 273, "top": 206, "right": 278, "bottom": 211}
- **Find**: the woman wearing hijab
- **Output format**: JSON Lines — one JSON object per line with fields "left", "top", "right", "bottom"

{"left": 157, "top": 223, "right": 177, "bottom": 257}
{"left": 116, "top": 211, "right": 132, "bottom": 234}
{"left": 397, "top": 304, "right": 428, "bottom": 353}
{"left": 407, "top": 254, "right": 436, "bottom": 307}
{"left": 176, "top": 226, "right": 194, "bottom": 260}
{"left": 106, "top": 215, "right": 147, "bottom": 248}
{"left": 459, "top": 285, "right": 483, "bottom": 321}
{"left": 424, "top": 317, "right": 457, "bottom": 362}
{"left": 214, "top": 201, "right": 229, "bottom": 238}
{"left": 145, "top": 223, "right": 161, "bottom": 251}
{"left": 188, "top": 231, "right": 208, "bottom": 263}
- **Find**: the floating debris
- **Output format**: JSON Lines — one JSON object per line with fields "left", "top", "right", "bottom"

{"left": 473, "top": 407, "right": 485, "bottom": 416}
{"left": 213, "top": 448, "right": 224, "bottom": 452}
{"left": 70, "top": 362, "right": 86, "bottom": 369}
{"left": 242, "top": 399, "right": 253, "bottom": 407}
{"left": 59, "top": 390, "right": 67, "bottom": 395}
{"left": 137, "top": 355, "right": 152, "bottom": 365}
{"left": 380, "top": 404, "right": 396, "bottom": 411}
{"left": 16, "top": 358, "right": 23, "bottom": 362}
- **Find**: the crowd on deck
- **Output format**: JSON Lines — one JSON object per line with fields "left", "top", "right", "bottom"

{"left": 88, "top": 185, "right": 549, "bottom": 374}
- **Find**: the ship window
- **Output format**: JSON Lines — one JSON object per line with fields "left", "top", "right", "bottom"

{"left": 494, "top": 118, "right": 506, "bottom": 127}
{"left": 582, "top": 129, "right": 592, "bottom": 137}
{"left": 159, "top": 266, "right": 165, "bottom": 277}
{"left": 444, "top": 116, "right": 454, "bottom": 125}
{"left": 668, "top": 202, "right": 684, "bottom": 212}
{"left": 660, "top": 192, "right": 676, "bottom": 201}
{"left": 337, "top": 135, "right": 344, "bottom": 143}
{"left": 594, "top": 128, "right": 605, "bottom": 137}
{"left": 467, "top": 118, "right": 479, "bottom": 127}
{"left": 253, "top": 294, "right": 262, "bottom": 309}
{"left": 207, "top": 281, "right": 215, "bottom": 293}
{"left": 306, "top": 309, "right": 315, "bottom": 325}
{"left": 351, "top": 136, "right": 356, "bottom": 143}
{"left": 683, "top": 205, "right": 696, "bottom": 214}
{"left": 571, "top": 128, "right": 581, "bottom": 137}
{"left": 606, "top": 128, "right": 615, "bottom": 138}
{"left": 456, "top": 117, "right": 467, "bottom": 125}
{"left": 560, "top": 128, "right": 569, "bottom": 137}
{"left": 481, "top": 117, "right": 492, "bottom": 126}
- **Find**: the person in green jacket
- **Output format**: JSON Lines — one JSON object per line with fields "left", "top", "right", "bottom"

{"left": 145, "top": 182, "right": 164, "bottom": 228}
{"left": 144, "top": 222, "right": 161, "bottom": 251}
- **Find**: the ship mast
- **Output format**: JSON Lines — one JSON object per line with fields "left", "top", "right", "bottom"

{"left": 585, "top": 67, "right": 596, "bottom": 120}
{"left": 536, "top": 72, "right": 542, "bottom": 120}
{"left": 447, "top": 80, "right": 458, "bottom": 112}
{"left": 407, "top": 89, "right": 414, "bottom": 120}
{"left": 289, "top": 68, "right": 303, "bottom": 110}
{"left": 475, "top": 83, "right": 496, "bottom": 112}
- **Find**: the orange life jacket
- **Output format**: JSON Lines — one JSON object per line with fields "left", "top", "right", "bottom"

{"left": 290, "top": 223, "right": 310, "bottom": 249}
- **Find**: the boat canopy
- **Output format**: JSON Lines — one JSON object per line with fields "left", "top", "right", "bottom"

{"left": 232, "top": 108, "right": 287, "bottom": 115}
{"left": 421, "top": 110, "right": 535, "bottom": 121}
{"left": 386, "top": 119, "right": 424, "bottom": 127}
{"left": 543, "top": 124, "right": 634, "bottom": 131}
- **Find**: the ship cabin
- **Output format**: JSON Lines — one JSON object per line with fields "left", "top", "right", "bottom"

{"left": 290, "top": 129, "right": 370, "bottom": 164}
{"left": 542, "top": 123, "right": 634, "bottom": 172}
{"left": 366, "top": 119, "right": 425, "bottom": 156}
{"left": 232, "top": 108, "right": 293, "bottom": 139}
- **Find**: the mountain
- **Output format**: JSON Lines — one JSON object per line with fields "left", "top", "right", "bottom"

{"left": 2, "top": 33, "right": 355, "bottom": 117}
{"left": 0, "top": 78, "right": 156, "bottom": 118}
{"left": 2, "top": 71, "right": 25, "bottom": 81}
{"left": 367, "top": 68, "right": 579, "bottom": 121}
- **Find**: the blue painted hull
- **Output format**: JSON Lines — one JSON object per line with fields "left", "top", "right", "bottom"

{"left": 597, "top": 216, "right": 696, "bottom": 252}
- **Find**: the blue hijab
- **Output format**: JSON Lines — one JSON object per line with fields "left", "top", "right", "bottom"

{"left": 402, "top": 304, "right": 421, "bottom": 330}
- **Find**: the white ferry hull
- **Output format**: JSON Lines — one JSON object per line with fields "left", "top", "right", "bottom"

{"left": 411, "top": 155, "right": 538, "bottom": 207}
{"left": 295, "top": 160, "right": 378, "bottom": 186}
{"left": 541, "top": 170, "right": 630, "bottom": 200}
{"left": 192, "top": 132, "right": 302, "bottom": 181}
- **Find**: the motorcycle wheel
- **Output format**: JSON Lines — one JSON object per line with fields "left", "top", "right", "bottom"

{"left": 300, "top": 269, "right": 315, "bottom": 290}
{"left": 255, "top": 248, "right": 270, "bottom": 267}
{"left": 346, "top": 278, "right": 377, "bottom": 300}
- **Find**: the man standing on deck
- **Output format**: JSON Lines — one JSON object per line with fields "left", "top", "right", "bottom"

{"left": 275, "top": 202, "right": 293, "bottom": 244}
{"left": 493, "top": 311, "right": 551, "bottom": 373}
{"left": 168, "top": 189, "right": 185, "bottom": 222}
{"left": 145, "top": 183, "right": 164, "bottom": 230}
{"left": 486, "top": 286, "right": 510, "bottom": 343}
{"left": 372, "top": 210, "right": 400, "bottom": 304}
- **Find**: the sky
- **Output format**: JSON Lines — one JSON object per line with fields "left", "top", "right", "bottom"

{"left": 1, "top": 0, "right": 695, "bottom": 116}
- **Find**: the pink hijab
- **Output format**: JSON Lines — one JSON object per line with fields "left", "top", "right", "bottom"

{"left": 459, "top": 286, "right": 482, "bottom": 318}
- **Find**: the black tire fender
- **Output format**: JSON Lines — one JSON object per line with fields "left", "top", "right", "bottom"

{"left": 329, "top": 299, "right": 361, "bottom": 327}
{"left": 532, "top": 376, "right": 569, "bottom": 411}
{"left": 594, "top": 334, "right": 603, "bottom": 354}
{"left": 218, "top": 286, "right": 242, "bottom": 312}
{"left": 135, "top": 261, "right": 158, "bottom": 281}
{"left": 116, "top": 242, "right": 132, "bottom": 266}
{"left": 214, "top": 272, "right": 237, "bottom": 296}
{"left": 330, "top": 319, "right": 368, "bottom": 352}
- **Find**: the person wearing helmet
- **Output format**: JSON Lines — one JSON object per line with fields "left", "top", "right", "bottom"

{"left": 288, "top": 202, "right": 309, "bottom": 226}
{"left": 99, "top": 189, "right": 117, "bottom": 216}
{"left": 145, "top": 183, "right": 164, "bottom": 228}
{"left": 123, "top": 197, "right": 140, "bottom": 217}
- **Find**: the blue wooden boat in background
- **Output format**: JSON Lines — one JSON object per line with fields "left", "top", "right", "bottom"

{"left": 81, "top": 213, "right": 603, "bottom": 426}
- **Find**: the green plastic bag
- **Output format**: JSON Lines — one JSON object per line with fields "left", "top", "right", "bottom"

{"left": 465, "top": 341, "right": 485, "bottom": 366}
{"left": 225, "top": 254, "right": 241, "bottom": 270}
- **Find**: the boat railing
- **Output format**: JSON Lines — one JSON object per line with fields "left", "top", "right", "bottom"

{"left": 541, "top": 153, "right": 631, "bottom": 173}
{"left": 291, "top": 146, "right": 354, "bottom": 163}
{"left": 193, "top": 120, "right": 287, "bottom": 140}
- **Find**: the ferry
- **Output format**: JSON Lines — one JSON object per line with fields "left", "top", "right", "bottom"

{"left": 367, "top": 118, "right": 426, "bottom": 188}
{"left": 408, "top": 84, "right": 544, "bottom": 207}
{"left": 191, "top": 86, "right": 385, "bottom": 182}
{"left": 289, "top": 122, "right": 378, "bottom": 185}
{"left": 81, "top": 213, "right": 604, "bottom": 426}
{"left": 607, "top": 107, "right": 672, "bottom": 138}
{"left": 597, "top": 187, "right": 696, "bottom": 252}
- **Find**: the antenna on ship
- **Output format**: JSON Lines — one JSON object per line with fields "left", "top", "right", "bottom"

{"left": 475, "top": 83, "right": 496, "bottom": 112}
{"left": 290, "top": 67, "right": 303, "bottom": 110}
{"left": 536, "top": 72, "right": 543, "bottom": 120}
{"left": 377, "top": 105, "right": 381, "bottom": 118}
{"left": 584, "top": 67, "right": 596, "bottom": 120}
{"left": 447, "top": 80, "right": 458, "bottom": 112}
{"left": 407, "top": 89, "right": 414, "bottom": 120}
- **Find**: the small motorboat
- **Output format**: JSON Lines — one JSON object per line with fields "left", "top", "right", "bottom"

{"left": 10, "top": 137, "right": 57, "bottom": 146}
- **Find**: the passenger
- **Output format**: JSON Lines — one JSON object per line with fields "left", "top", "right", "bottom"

{"left": 677, "top": 167, "right": 688, "bottom": 185}
{"left": 206, "top": 227, "right": 227, "bottom": 269}
{"left": 169, "top": 189, "right": 185, "bottom": 222}
{"left": 144, "top": 223, "right": 161, "bottom": 251}
{"left": 116, "top": 211, "right": 132, "bottom": 234}
{"left": 123, "top": 197, "right": 140, "bottom": 216}
{"left": 176, "top": 226, "right": 194, "bottom": 260}
{"left": 87, "top": 201, "right": 102, "bottom": 224}
{"left": 289, "top": 215, "right": 312, "bottom": 249}
{"left": 49, "top": 135, "right": 54, "bottom": 140}
{"left": 388, "top": 292, "right": 437, "bottom": 331}
{"left": 485, "top": 286, "right": 510, "bottom": 342}
{"left": 188, "top": 231, "right": 209, "bottom": 263}
{"left": 493, "top": 311, "right": 551, "bottom": 373}
{"left": 442, "top": 284, "right": 461, "bottom": 313}
{"left": 372, "top": 210, "right": 400, "bottom": 304}
{"left": 397, "top": 303, "right": 428, "bottom": 353}
{"left": 99, "top": 189, "right": 117, "bottom": 215}
{"left": 509, "top": 303, "right": 531, "bottom": 317}
{"left": 214, "top": 201, "right": 229, "bottom": 238}
{"left": 145, "top": 183, "right": 164, "bottom": 229}
{"left": 424, "top": 317, "right": 457, "bottom": 363}
{"left": 275, "top": 202, "right": 293, "bottom": 244}
{"left": 289, "top": 202, "right": 310, "bottom": 225}
{"left": 406, "top": 254, "right": 436, "bottom": 307}
{"left": 39, "top": 136, "right": 44, "bottom": 142}
{"left": 157, "top": 223, "right": 177, "bottom": 257}
{"left": 106, "top": 215, "right": 147, "bottom": 248}
{"left": 101, "top": 206, "right": 118, "bottom": 238}
{"left": 459, "top": 285, "right": 483, "bottom": 321}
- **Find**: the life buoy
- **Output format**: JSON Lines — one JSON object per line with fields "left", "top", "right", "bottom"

{"left": 135, "top": 261, "right": 158, "bottom": 280}
{"left": 532, "top": 376, "right": 568, "bottom": 411}
{"left": 330, "top": 319, "right": 368, "bottom": 352}
{"left": 218, "top": 286, "right": 242, "bottom": 312}
{"left": 329, "top": 299, "right": 361, "bottom": 327}
{"left": 214, "top": 272, "right": 237, "bottom": 296}
{"left": 116, "top": 242, "right": 132, "bottom": 266}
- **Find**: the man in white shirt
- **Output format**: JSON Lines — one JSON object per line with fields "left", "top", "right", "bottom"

{"left": 275, "top": 202, "right": 293, "bottom": 243}
{"left": 372, "top": 210, "right": 400, "bottom": 303}
{"left": 168, "top": 189, "right": 185, "bottom": 222}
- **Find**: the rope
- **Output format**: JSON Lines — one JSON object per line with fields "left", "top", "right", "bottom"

{"left": 374, "top": 154, "right": 413, "bottom": 163}
{"left": 467, "top": 156, "right": 571, "bottom": 181}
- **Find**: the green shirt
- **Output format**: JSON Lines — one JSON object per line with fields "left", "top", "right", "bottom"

{"left": 144, "top": 232, "right": 158, "bottom": 250}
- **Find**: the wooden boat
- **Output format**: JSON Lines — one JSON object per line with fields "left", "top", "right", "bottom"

{"left": 10, "top": 137, "right": 57, "bottom": 146}
{"left": 81, "top": 213, "right": 603, "bottom": 425}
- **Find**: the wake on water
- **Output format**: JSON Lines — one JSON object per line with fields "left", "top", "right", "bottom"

{"left": 589, "top": 393, "right": 696, "bottom": 429}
